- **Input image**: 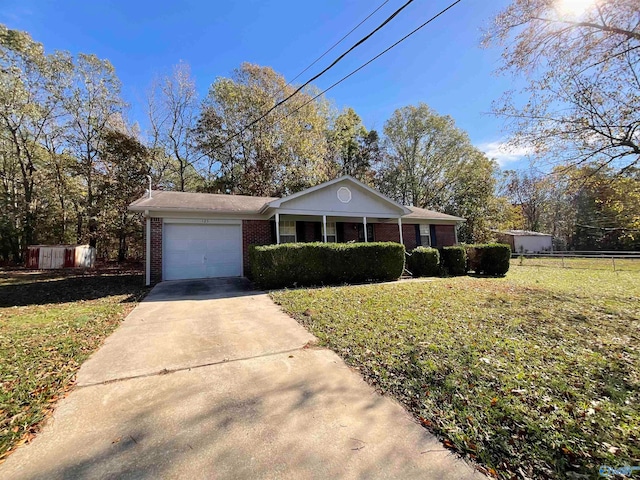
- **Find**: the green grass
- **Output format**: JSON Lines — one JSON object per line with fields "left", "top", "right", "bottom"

{"left": 512, "top": 256, "right": 640, "bottom": 272}
{"left": 0, "top": 271, "right": 147, "bottom": 461}
{"left": 271, "top": 267, "right": 640, "bottom": 479}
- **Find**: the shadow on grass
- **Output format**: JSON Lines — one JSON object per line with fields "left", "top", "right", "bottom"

{"left": 0, "top": 274, "right": 147, "bottom": 308}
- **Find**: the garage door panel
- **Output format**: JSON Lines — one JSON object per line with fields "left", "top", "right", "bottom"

{"left": 164, "top": 223, "right": 242, "bottom": 280}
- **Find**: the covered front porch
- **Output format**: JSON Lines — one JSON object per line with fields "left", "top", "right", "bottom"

{"left": 272, "top": 213, "right": 406, "bottom": 245}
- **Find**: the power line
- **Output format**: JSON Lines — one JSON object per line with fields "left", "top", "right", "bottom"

{"left": 281, "top": 0, "right": 463, "bottom": 122}
{"left": 288, "top": 0, "right": 390, "bottom": 85}
{"left": 225, "top": 0, "right": 415, "bottom": 143}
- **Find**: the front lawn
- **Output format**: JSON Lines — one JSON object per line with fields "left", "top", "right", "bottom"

{"left": 272, "top": 267, "right": 640, "bottom": 479}
{"left": 0, "top": 271, "right": 147, "bottom": 461}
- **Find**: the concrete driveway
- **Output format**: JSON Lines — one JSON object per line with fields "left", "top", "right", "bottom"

{"left": 0, "top": 278, "right": 481, "bottom": 479}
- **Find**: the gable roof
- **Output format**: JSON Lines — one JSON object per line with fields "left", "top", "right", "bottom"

{"left": 129, "top": 190, "right": 276, "bottom": 214}
{"left": 128, "top": 177, "right": 464, "bottom": 222}
{"left": 404, "top": 206, "right": 465, "bottom": 222}
{"left": 263, "top": 175, "right": 412, "bottom": 215}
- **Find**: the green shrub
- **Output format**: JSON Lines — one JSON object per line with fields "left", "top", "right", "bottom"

{"left": 408, "top": 247, "right": 440, "bottom": 277}
{"left": 465, "top": 243, "right": 511, "bottom": 276}
{"left": 250, "top": 242, "right": 405, "bottom": 289}
{"left": 439, "top": 246, "right": 467, "bottom": 276}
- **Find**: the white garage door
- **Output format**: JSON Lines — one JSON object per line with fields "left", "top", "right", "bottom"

{"left": 163, "top": 223, "right": 242, "bottom": 280}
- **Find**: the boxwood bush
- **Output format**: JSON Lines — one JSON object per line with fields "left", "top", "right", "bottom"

{"left": 249, "top": 242, "right": 405, "bottom": 289}
{"left": 466, "top": 243, "right": 511, "bottom": 276}
{"left": 408, "top": 247, "right": 440, "bottom": 277}
{"left": 439, "top": 246, "right": 467, "bottom": 276}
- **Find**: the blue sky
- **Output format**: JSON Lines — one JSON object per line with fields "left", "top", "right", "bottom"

{"left": 1, "top": 0, "right": 530, "bottom": 168}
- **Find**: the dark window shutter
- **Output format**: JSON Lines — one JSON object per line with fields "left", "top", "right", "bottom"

{"left": 270, "top": 220, "right": 276, "bottom": 244}
{"left": 415, "top": 224, "right": 421, "bottom": 246}
{"left": 336, "top": 222, "right": 344, "bottom": 242}
{"left": 430, "top": 225, "right": 437, "bottom": 247}
{"left": 296, "top": 221, "right": 305, "bottom": 242}
{"left": 314, "top": 222, "right": 322, "bottom": 241}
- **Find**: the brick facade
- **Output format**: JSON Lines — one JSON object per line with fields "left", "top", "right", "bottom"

{"left": 242, "top": 220, "right": 273, "bottom": 276}
{"left": 150, "top": 218, "right": 163, "bottom": 284}
{"left": 341, "top": 222, "right": 360, "bottom": 242}
{"left": 403, "top": 224, "right": 418, "bottom": 251}
{"left": 374, "top": 223, "right": 401, "bottom": 243}
{"left": 434, "top": 225, "right": 456, "bottom": 246}
{"left": 145, "top": 217, "right": 455, "bottom": 283}
{"left": 371, "top": 223, "right": 419, "bottom": 251}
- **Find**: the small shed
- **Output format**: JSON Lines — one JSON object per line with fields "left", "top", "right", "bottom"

{"left": 493, "top": 230, "right": 553, "bottom": 253}
{"left": 26, "top": 245, "right": 96, "bottom": 269}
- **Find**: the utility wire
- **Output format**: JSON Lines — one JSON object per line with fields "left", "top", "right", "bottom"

{"left": 288, "top": 0, "right": 390, "bottom": 85}
{"left": 224, "top": 0, "right": 415, "bottom": 144}
{"left": 281, "top": 0, "right": 462, "bottom": 122}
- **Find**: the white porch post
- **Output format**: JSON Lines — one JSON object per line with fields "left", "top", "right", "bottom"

{"left": 398, "top": 217, "right": 403, "bottom": 246}
{"left": 323, "top": 215, "right": 327, "bottom": 243}
{"left": 363, "top": 216, "right": 368, "bottom": 242}
{"left": 275, "top": 213, "right": 280, "bottom": 244}
{"left": 145, "top": 214, "right": 151, "bottom": 286}
{"left": 454, "top": 224, "right": 458, "bottom": 245}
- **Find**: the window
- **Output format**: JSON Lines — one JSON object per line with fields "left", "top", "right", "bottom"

{"left": 419, "top": 224, "right": 431, "bottom": 246}
{"left": 357, "top": 224, "right": 375, "bottom": 242}
{"left": 279, "top": 220, "right": 296, "bottom": 243}
{"left": 322, "top": 222, "right": 337, "bottom": 242}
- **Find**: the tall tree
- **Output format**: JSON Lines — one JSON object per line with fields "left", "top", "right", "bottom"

{"left": 567, "top": 166, "right": 640, "bottom": 250}
{"left": 503, "top": 169, "right": 551, "bottom": 232}
{"left": 97, "top": 129, "right": 149, "bottom": 261}
{"left": 377, "top": 103, "right": 500, "bottom": 242}
{"left": 0, "top": 25, "right": 71, "bottom": 257}
{"left": 195, "top": 63, "right": 331, "bottom": 196}
{"left": 327, "top": 107, "right": 379, "bottom": 183}
{"left": 63, "top": 53, "right": 125, "bottom": 248}
{"left": 147, "top": 62, "right": 203, "bottom": 192}
{"left": 484, "top": 0, "right": 640, "bottom": 173}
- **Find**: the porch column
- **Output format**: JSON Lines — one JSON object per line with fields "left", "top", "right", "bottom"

{"left": 322, "top": 215, "right": 327, "bottom": 243}
{"left": 454, "top": 224, "right": 458, "bottom": 245}
{"left": 398, "top": 217, "right": 403, "bottom": 246}
{"left": 145, "top": 214, "right": 151, "bottom": 286}
{"left": 363, "top": 216, "right": 368, "bottom": 242}
{"left": 275, "top": 213, "right": 280, "bottom": 244}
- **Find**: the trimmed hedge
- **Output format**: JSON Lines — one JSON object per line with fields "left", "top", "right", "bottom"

{"left": 408, "top": 247, "right": 440, "bottom": 277}
{"left": 440, "top": 246, "right": 467, "bottom": 276}
{"left": 466, "top": 243, "right": 511, "bottom": 276}
{"left": 249, "top": 242, "right": 405, "bottom": 289}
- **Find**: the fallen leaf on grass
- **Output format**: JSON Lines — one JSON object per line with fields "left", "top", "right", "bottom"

{"left": 418, "top": 416, "right": 432, "bottom": 427}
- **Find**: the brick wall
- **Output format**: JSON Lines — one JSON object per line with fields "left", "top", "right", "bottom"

{"left": 374, "top": 223, "right": 400, "bottom": 243}
{"left": 242, "top": 220, "right": 273, "bottom": 276}
{"left": 434, "top": 225, "right": 456, "bottom": 246}
{"left": 341, "top": 222, "right": 360, "bottom": 242}
{"left": 370, "top": 223, "right": 418, "bottom": 251}
{"left": 403, "top": 223, "right": 418, "bottom": 251}
{"left": 150, "top": 218, "right": 163, "bottom": 284}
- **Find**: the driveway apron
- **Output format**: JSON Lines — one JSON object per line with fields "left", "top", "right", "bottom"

{"left": 0, "top": 278, "right": 481, "bottom": 479}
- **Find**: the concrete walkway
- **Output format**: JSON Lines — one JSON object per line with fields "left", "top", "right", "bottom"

{"left": 1, "top": 278, "right": 482, "bottom": 479}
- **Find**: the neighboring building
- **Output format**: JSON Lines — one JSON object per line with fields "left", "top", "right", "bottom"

{"left": 493, "top": 230, "right": 553, "bottom": 254}
{"left": 129, "top": 176, "right": 465, "bottom": 285}
{"left": 26, "top": 245, "right": 96, "bottom": 269}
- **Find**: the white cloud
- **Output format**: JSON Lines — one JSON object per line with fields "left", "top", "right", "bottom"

{"left": 477, "top": 141, "right": 534, "bottom": 167}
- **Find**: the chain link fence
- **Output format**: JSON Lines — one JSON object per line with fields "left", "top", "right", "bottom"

{"left": 511, "top": 251, "right": 640, "bottom": 272}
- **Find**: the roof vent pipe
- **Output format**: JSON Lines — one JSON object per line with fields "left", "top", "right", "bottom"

{"left": 147, "top": 175, "right": 152, "bottom": 199}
